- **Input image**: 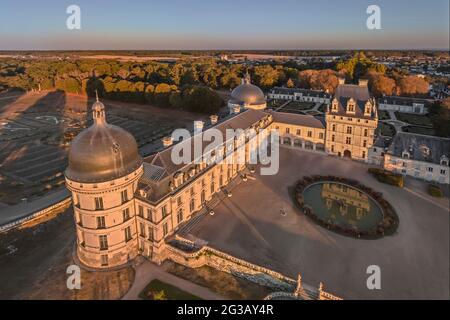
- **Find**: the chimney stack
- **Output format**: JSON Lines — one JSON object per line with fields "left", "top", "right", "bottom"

{"left": 194, "top": 120, "right": 204, "bottom": 135}
{"left": 358, "top": 79, "right": 369, "bottom": 87}
{"left": 210, "top": 114, "right": 218, "bottom": 125}
{"left": 162, "top": 136, "right": 173, "bottom": 147}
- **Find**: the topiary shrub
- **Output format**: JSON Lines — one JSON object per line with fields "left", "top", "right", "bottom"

{"left": 428, "top": 184, "right": 443, "bottom": 198}
{"left": 368, "top": 168, "right": 404, "bottom": 188}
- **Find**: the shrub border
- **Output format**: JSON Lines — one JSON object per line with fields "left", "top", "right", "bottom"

{"left": 293, "top": 175, "right": 399, "bottom": 240}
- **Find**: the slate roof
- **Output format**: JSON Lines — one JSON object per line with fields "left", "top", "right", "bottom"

{"left": 331, "top": 84, "right": 375, "bottom": 118}
{"left": 387, "top": 132, "right": 450, "bottom": 164}
{"left": 270, "top": 111, "right": 326, "bottom": 129}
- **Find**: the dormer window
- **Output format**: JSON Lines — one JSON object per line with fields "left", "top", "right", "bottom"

{"left": 364, "top": 101, "right": 372, "bottom": 116}
{"left": 441, "top": 155, "right": 449, "bottom": 166}
{"left": 346, "top": 98, "right": 355, "bottom": 114}
{"left": 331, "top": 98, "right": 339, "bottom": 112}
{"left": 402, "top": 151, "right": 410, "bottom": 159}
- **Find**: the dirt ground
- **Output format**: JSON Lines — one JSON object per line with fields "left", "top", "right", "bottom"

{"left": 0, "top": 207, "right": 134, "bottom": 300}
{"left": 164, "top": 261, "right": 272, "bottom": 300}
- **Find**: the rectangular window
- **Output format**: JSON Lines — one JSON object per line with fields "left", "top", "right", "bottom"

{"left": 94, "top": 197, "right": 103, "bottom": 210}
{"left": 363, "top": 140, "right": 367, "bottom": 148}
{"left": 346, "top": 126, "right": 352, "bottom": 134}
{"left": 319, "top": 133, "right": 324, "bottom": 139}
{"left": 123, "top": 208, "right": 130, "bottom": 221}
{"left": 124, "top": 226, "right": 132, "bottom": 242}
{"left": 210, "top": 181, "right": 215, "bottom": 194}
{"left": 147, "top": 209, "right": 153, "bottom": 222}
{"left": 331, "top": 135, "right": 335, "bottom": 142}
{"left": 177, "top": 197, "right": 182, "bottom": 206}
{"left": 121, "top": 190, "right": 128, "bottom": 203}
{"left": 428, "top": 167, "right": 433, "bottom": 172}
{"left": 139, "top": 222, "right": 145, "bottom": 237}
{"left": 161, "top": 205, "right": 168, "bottom": 217}
{"left": 296, "top": 129, "right": 301, "bottom": 135}
{"left": 190, "top": 199, "right": 195, "bottom": 212}
{"left": 362, "top": 151, "right": 366, "bottom": 158}
{"left": 346, "top": 137, "right": 351, "bottom": 145}
{"left": 138, "top": 205, "right": 144, "bottom": 217}
{"left": 190, "top": 187, "right": 194, "bottom": 196}
{"left": 307, "top": 131, "right": 312, "bottom": 138}
{"left": 177, "top": 209, "right": 183, "bottom": 224}
{"left": 440, "top": 169, "right": 446, "bottom": 175}
{"left": 100, "top": 255, "right": 108, "bottom": 266}
{"left": 331, "top": 145, "right": 335, "bottom": 152}
{"left": 148, "top": 227, "right": 154, "bottom": 241}
{"left": 96, "top": 216, "right": 106, "bottom": 229}
{"left": 364, "top": 129, "right": 368, "bottom": 137}
{"left": 332, "top": 124, "right": 336, "bottom": 131}
{"left": 286, "top": 128, "right": 290, "bottom": 134}
{"left": 163, "top": 223, "right": 168, "bottom": 236}
{"left": 99, "top": 235, "right": 108, "bottom": 250}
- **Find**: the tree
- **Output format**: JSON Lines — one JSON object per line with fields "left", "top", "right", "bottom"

{"left": 397, "top": 76, "right": 429, "bottom": 96}
{"left": 286, "top": 78, "right": 295, "bottom": 88}
{"left": 181, "top": 86, "right": 223, "bottom": 113}
{"left": 368, "top": 73, "right": 396, "bottom": 97}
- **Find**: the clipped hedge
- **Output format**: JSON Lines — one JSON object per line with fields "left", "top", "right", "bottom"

{"left": 368, "top": 168, "right": 404, "bottom": 188}
{"left": 428, "top": 184, "right": 443, "bottom": 198}
{"left": 293, "top": 175, "right": 399, "bottom": 240}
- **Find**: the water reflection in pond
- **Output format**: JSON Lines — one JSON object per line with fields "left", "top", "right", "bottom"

{"left": 302, "top": 182, "right": 383, "bottom": 231}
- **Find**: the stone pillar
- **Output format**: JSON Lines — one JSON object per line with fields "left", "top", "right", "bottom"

{"left": 301, "top": 141, "right": 305, "bottom": 149}
{"left": 313, "top": 143, "right": 316, "bottom": 151}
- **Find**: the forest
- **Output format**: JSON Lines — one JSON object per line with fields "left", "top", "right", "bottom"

{"left": 0, "top": 52, "right": 435, "bottom": 114}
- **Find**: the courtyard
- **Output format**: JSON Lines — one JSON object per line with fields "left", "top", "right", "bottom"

{"left": 188, "top": 147, "right": 449, "bottom": 299}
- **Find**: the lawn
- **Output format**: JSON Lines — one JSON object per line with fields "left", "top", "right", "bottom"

{"left": 395, "top": 112, "right": 433, "bottom": 127}
{"left": 378, "top": 110, "right": 391, "bottom": 120}
{"left": 377, "top": 122, "right": 396, "bottom": 137}
{"left": 402, "top": 126, "right": 435, "bottom": 136}
{"left": 282, "top": 101, "right": 315, "bottom": 110}
{"left": 317, "top": 103, "right": 328, "bottom": 113}
{"left": 139, "top": 279, "right": 202, "bottom": 300}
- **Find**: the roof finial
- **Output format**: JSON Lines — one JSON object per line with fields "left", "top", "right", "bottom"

{"left": 95, "top": 89, "right": 99, "bottom": 102}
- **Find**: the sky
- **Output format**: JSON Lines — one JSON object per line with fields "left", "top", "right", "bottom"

{"left": 0, "top": 0, "right": 448, "bottom": 50}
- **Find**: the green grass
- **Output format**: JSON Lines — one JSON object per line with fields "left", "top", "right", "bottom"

{"left": 377, "top": 122, "right": 396, "bottom": 137}
{"left": 284, "top": 101, "right": 315, "bottom": 110}
{"left": 378, "top": 110, "right": 391, "bottom": 120}
{"left": 402, "top": 126, "right": 435, "bottom": 136}
{"left": 139, "top": 279, "right": 202, "bottom": 300}
{"left": 428, "top": 184, "right": 443, "bottom": 198}
{"left": 395, "top": 112, "right": 433, "bottom": 127}
{"left": 317, "top": 103, "right": 327, "bottom": 113}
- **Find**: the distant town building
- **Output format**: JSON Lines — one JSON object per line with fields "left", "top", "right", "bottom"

{"left": 268, "top": 87, "right": 332, "bottom": 104}
{"left": 383, "top": 132, "right": 449, "bottom": 184}
{"left": 378, "top": 96, "right": 432, "bottom": 114}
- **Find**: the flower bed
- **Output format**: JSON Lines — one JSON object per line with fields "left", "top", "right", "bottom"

{"left": 293, "top": 175, "right": 399, "bottom": 239}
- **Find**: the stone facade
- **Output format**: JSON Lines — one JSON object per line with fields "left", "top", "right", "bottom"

{"left": 325, "top": 80, "right": 378, "bottom": 161}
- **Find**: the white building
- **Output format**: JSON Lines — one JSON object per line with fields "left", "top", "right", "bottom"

{"left": 378, "top": 96, "right": 431, "bottom": 114}
{"left": 383, "top": 132, "right": 449, "bottom": 184}
{"left": 268, "top": 87, "right": 332, "bottom": 104}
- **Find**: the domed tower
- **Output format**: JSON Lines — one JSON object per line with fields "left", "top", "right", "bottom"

{"left": 65, "top": 97, "right": 143, "bottom": 268}
{"left": 228, "top": 71, "right": 267, "bottom": 113}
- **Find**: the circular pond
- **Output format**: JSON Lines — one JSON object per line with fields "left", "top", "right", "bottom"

{"left": 302, "top": 182, "right": 383, "bottom": 232}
